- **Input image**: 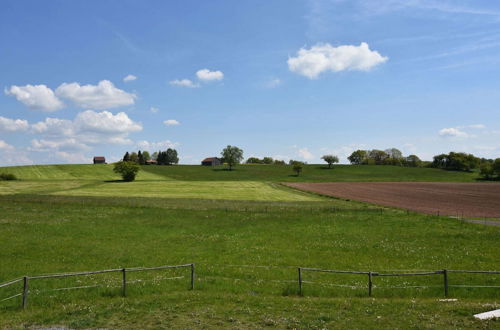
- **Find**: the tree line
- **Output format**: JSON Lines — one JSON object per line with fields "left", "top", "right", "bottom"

{"left": 122, "top": 148, "right": 179, "bottom": 165}
{"left": 347, "top": 148, "right": 422, "bottom": 167}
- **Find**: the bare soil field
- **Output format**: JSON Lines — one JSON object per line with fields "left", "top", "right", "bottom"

{"left": 284, "top": 182, "right": 500, "bottom": 218}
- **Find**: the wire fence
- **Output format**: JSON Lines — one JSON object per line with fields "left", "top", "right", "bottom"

{"left": 0, "top": 263, "right": 194, "bottom": 309}
{"left": 298, "top": 267, "right": 500, "bottom": 297}
{"left": 1, "top": 264, "right": 498, "bottom": 310}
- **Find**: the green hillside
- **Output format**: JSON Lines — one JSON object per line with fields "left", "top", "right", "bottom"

{"left": 0, "top": 163, "right": 478, "bottom": 182}
{"left": 142, "top": 164, "right": 479, "bottom": 182}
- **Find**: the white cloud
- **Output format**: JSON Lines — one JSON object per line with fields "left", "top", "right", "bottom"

{"left": 298, "top": 147, "right": 314, "bottom": 160}
{"left": 0, "top": 116, "right": 29, "bottom": 132}
{"left": 30, "top": 138, "right": 90, "bottom": 152}
{"left": 0, "top": 140, "right": 14, "bottom": 151}
{"left": 150, "top": 107, "right": 159, "bottom": 113}
{"left": 468, "top": 124, "right": 486, "bottom": 129}
{"left": 123, "top": 74, "right": 137, "bottom": 82}
{"left": 265, "top": 78, "right": 282, "bottom": 88}
{"left": 169, "top": 79, "right": 199, "bottom": 88}
{"left": 439, "top": 127, "right": 469, "bottom": 138}
{"left": 288, "top": 42, "right": 388, "bottom": 79}
{"left": 53, "top": 151, "right": 89, "bottom": 164}
{"left": 163, "top": 119, "right": 180, "bottom": 126}
{"left": 136, "top": 140, "right": 179, "bottom": 151}
{"left": 5, "top": 84, "right": 64, "bottom": 112}
{"left": 55, "top": 80, "right": 136, "bottom": 109}
{"left": 196, "top": 69, "right": 224, "bottom": 82}
{"left": 74, "top": 110, "right": 142, "bottom": 134}
{"left": 30, "top": 110, "right": 141, "bottom": 153}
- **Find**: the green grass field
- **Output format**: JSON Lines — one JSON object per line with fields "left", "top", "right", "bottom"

{"left": 1, "top": 163, "right": 480, "bottom": 182}
{"left": 0, "top": 164, "right": 498, "bottom": 328}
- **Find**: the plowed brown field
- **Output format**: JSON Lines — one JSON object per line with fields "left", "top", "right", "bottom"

{"left": 284, "top": 182, "right": 500, "bottom": 218}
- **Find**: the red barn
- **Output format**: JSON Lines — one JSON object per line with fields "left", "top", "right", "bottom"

{"left": 93, "top": 156, "right": 106, "bottom": 164}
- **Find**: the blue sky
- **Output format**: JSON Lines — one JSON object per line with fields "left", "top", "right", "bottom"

{"left": 1, "top": 0, "right": 500, "bottom": 165}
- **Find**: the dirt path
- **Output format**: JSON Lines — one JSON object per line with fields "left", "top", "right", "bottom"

{"left": 284, "top": 182, "right": 500, "bottom": 218}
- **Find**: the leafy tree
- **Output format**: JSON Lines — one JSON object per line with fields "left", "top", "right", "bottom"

{"left": 292, "top": 161, "right": 303, "bottom": 176}
{"left": 113, "top": 161, "right": 140, "bottom": 181}
{"left": 142, "top": 151, "right": 151, "bottom": 162}
{"left": 405, "top": 155, "right": 422, "bottom": 167}
{"left": 246, "top": 157, "right": 261, "bottom": 164}
{"left": 493, "top": 158, "right": 500, "bottom": 174}
{"left": 129, "top": 152, "right": 139, "bottom": 163}
{"left": 262, "top": 157, "right": 274, "bottom": 164}
{"left": 221, "top": 145, "right": 243, "bottom": 170}
{"left": 348, "top": 150, "right": 368, "bottom": 165}
{"left": 368, "top": 149, "right": 388, "bottom": 165}
{"left": 385, "top": 148, "right": 403, "bottom": 159}
{"left": 273, "top": 159, "right": 286, "bottom": 165}
{"left": 165, "top": 148, "right": 179, "bottom": 165}
{"left": 480, "top": 163, "right": 495, "bottom": 179}
{"left": 123, "top": 152, "right": 130, "bottom": 162}
{"left": 151, "top": 151, "right": 158, "bottom": 161}
{"left": 321, "top": 155, "right": 339, "bottom": 169}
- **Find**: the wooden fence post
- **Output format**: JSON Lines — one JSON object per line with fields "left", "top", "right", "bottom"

{"left": 122, "top": 268, "right": 127, "bottom": 297}
{"left": 368, "top": 272, "right": 373, "bottom": 297}
{"left": 191, "top": 264, "right": 195, "bottom": 290}
{"left": 298, "top": 268, "right": 302, "bottom": 296}
{"left": 443, "top": 269, "right": 448, "bottom": 297}
{"left": 22, "top": 276, "right": 29, "bottom": 309}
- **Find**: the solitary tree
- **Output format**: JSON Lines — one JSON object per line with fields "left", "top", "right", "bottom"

{"left": 221, "top": 145, "right": 243, "bottom": 170}
{"left": 113, "top": 161, "right": 140, "bottom": 181}
{"left": 321, "top": 155, "right": 339, "bottom": 169}
{"left": 292, "top": 161, "right": 303, "bottom": 176}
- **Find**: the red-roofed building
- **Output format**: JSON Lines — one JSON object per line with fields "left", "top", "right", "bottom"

{"left": 201, "top": 157, "right": 221, "bottom": 166}
{"left": 93, "top": 156, "right": 106, "bottom": 164}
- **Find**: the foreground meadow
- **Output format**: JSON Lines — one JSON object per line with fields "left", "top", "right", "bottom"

{"left": 0, "top": 164, "right": 498, "bottom": 328}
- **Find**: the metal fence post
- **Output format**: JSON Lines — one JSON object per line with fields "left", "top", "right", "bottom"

{"left": 368, "top": 272, "right": 373, "bottom": 297}
{"left": 122, "top": 268, "right": 127, "bottom": 297}
{"left": 22, "top": 276, "right": 29, "bottom": 309}
{"left": 298, "top": 268, "right": 302, "bottom": 296}
{"left": 191, "top": 264, "right": 195, "bottom": 290}
{"left": 443, "top": 269, "right": 448, "bottom": 297}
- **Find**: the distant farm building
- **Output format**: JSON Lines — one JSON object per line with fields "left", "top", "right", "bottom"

{"left": 201, "top": 157, "right": 221, "bottom": 166}
{"left": 93, "top": 156, "right": 106, "bottom": 164}
{"left": 146, "top": 159, "right": 157, "bottom": 165}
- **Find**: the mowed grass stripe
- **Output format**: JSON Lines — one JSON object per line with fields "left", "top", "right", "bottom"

{"left": 49, "top": 181, "right": 324, "bottom": 201}
{"left": 0, "top": 164, "right": 167, "bottom": 181}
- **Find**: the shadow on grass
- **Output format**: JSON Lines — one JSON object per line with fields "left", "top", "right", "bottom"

{"left": 212, "top": 168, "right": 236, "bottom": 172}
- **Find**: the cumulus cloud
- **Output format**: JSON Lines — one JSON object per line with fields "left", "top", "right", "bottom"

{"left": 169, "top": 79, "right": 199, "bottom": 88}
{"left": 298, "top": 147, "right": 314, "bottom": 160}
{"left": 74, "top": 110, "right": 142, "bottom": 134}
{"left": 150, "top": 107, "right": 159, "bottom": 113}
{"left": 123, "top": 74, "right": 137, "bottom": 82}
{"left": 0, "top": 140, "right": 14, "bottom": 151}
{"left": 439, "top": 127, "right": 469, "bottom": 138}
{"left": 0, "top": 116, "right": 29, "bottom": 132}
{"left": 5, "top": 84, "right": 64, "bottom": 112}
{"left": 55, "top": 80, "right": 136, "bottom": 109}
{"left": 136, "top": 140, "right": 179, "bottom": 151}
{"left": 30, "top": 110, "right": 142, "bottom": 153}
{"left": 30, "top": 138, "right": 90, "bottom": 152}
{"left": 288, "top": 42, "right": 388, "bottom": 79}
{"left": 196, "top": 69, "right": 224, "bottom": 82}
{"left": 163, "top": 119, "right": 180, "bottom": 126}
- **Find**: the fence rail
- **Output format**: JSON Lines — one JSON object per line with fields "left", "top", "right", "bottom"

{"left": 0, "top": 263, "right": 194, "bottom": 309}
{"left": 298, "top": 267, "right": 499, "bottom": 297}
{"left": 1, "top": 264, "right": 498, "bottom": 310}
